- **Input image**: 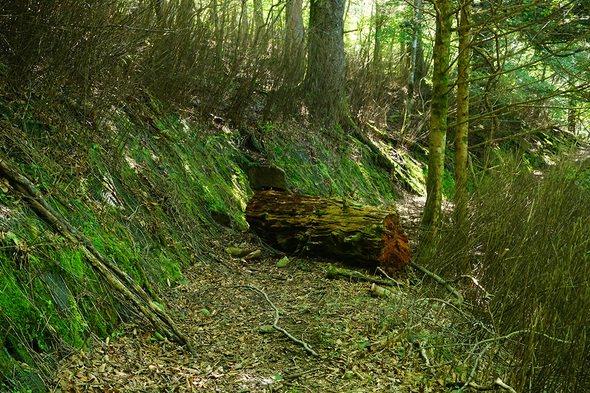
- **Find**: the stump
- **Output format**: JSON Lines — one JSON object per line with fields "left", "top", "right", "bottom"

{"left": 245, "top": 190, "right": 411, "bottom": 273}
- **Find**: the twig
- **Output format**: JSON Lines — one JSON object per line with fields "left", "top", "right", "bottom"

{"left": 241, "top": 285, "right": 319, "bottom": 357}
{"left": 447, "top": 274, "right": 493, "bottom": 300}
{"left": 410, "top": 262, "right": 464, "bottom": 306}
{"left": 418, "top": 341, "right": 431, "bottom": 366}
{"left": 477, "top": 329, "right": 571, "bottom": 345}
{"left": 494, "top": 378, "right": 517, "bottom": 393}
{"left": 283, "top": 368, "right": 320, "bottom": 379}
{"left": 456, "top": 343, "right": 492, "bottom": 392}
{"left": 326, "top": 265, "right": 400, "bottom": 287}
{"left": 376, "top": 267, "right": 405, "bottom": 288}
{"left": 447, "top": 378, "right": 517, "bottom": 392}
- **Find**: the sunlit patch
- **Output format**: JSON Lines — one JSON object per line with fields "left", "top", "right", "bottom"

{"left": 0, "top": 205, "right": 20, "bottom": 226}
{"left": 239, "top": 372, "right": 274, "bottom": 386}
{"left": 125, "top": 155, "right": 139, "bottom": 170}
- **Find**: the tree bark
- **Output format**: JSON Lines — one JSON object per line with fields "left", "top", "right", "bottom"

{"left": 401, "top": 0, "right": 424, "bottom": 137}
{"left": 245, "top": 190, "right": 411, "bottom": 273}
{"left": 422, "top": 0, "right": 452, "bottom": 242}
{"left": 283, "top": 0, "right": 305, "bottom": 79}
{"left": 454, "top": 0, "right": 471, "bottom": 272}
{"left": 305, "top": 0, "right": 351, "bottom": 128}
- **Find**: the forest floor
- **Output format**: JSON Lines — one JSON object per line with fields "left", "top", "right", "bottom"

{"left": 51, "top": 198, "right": 478, "bottom": 393}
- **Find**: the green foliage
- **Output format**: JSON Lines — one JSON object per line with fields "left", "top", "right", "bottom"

{"left": 263, "top": 124, "right": 399, "bottom": 206}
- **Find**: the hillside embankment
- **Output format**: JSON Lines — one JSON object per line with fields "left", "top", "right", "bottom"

{"left": 2, "top": 95, "right": 589, "bottom": 392}
{"left": 0, "top": 101, "right": 433, "bottom": 391}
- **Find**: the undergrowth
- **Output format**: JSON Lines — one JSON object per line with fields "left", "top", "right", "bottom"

{"left": 419, "top": 151, "right": 590, "bottom": 392}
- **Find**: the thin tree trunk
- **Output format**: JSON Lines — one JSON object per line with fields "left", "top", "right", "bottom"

{"left": 401, "top": 0, "right": 423, "bottom": 137}
{"left": 212, "top": 0, "right": 223, "bottom": 66}
{"left": 454, "top": 0, "right": 471, "bottom": 272}
{"left": 253, "top": 0, "right": 264, "bottom": 38}
{"left": 408, "top": 0, "right": 422, "bottom": 99}
{"left": 568, "top": 95, "right": 577, "bottom": 135}
{"left": 422, "top": 0, "right": 452, "bottom": 241}
{"left": 373, "top": 1, "right": 386, "bottom": 87}
{"left": 284, "top": 0, "right": 304, "bottom": 75}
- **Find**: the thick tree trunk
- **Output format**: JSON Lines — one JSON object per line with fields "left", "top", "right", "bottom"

{"left": 304, "top": 0, "right": 351, "bottom": 127}
{"left": 245, "top": 191, "right": 411, "bottom": 273}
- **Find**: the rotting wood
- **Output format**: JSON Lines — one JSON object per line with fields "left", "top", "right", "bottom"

{"left": 245, "top": 190, "right": 411, "bottom": 274}
{"left": 0, "top": 154, "right": 196, "bottom": 357}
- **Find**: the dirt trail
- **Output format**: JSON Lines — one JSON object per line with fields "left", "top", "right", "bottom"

{"left": 52, "top": 197, "right": 468, "bottom": 392}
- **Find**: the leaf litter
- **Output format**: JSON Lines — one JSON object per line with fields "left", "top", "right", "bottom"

{"left": 53, "top": 232, "right": 493, "bottom": 392}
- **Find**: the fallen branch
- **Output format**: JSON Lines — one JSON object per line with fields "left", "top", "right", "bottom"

{"left": 456, "top": 343, "right": 493, "bottom": 392}
{"left": 447, "top": 377, "right": 517, "bottom": 392}
{"left": 477, "top": 329, "right": 572, "bottom": 345}
{"left": 326, "top": 265, "right": 400, "bottom": 287}
{"left": 369, "top": 283, "right": 399, "bottom": 298}
{"left": 494, "top": 378, "right": 517, "bottom": 393}
{"left": 377, "top": 266, "right": 405, "bottom": 287}
{"left": 410, "top": 262, "right": 464, "bottom": 306}
{"left": 241, "top": 285, "right": 318, "bottom": 357}
{"left": 0, "top": 155, "right": 196, "bottom": 356}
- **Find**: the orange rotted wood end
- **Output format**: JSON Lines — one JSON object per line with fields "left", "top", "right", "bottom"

{"left": 379, "top": 214, "right": 411, "bottom": 273}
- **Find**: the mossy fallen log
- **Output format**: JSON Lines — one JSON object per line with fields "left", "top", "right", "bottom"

{"left": 245, "top": 190, "right": 411, "bottom": 273}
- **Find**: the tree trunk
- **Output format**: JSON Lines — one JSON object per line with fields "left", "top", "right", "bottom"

{"left": 422, "top": 0, "right": 452, "bottom": 242}
{"left": 245, "top": 191, "right": 411, "bottom": 273}
{"left": 305, "top": 0, "right": 351, "bottom": 128}
{"left": 253, "top": 0, "right": 264, "bottom": 38}
{"left": 400, "top": 0, "right": 424, "bottom": 137}
{"left": 408, "top": 0, "right": 424, "bottom": 98}
{"left": 453, "top": 0, "right": 471, "bottom": 272}
{"left": 373, "top": 2, "right": 386, "bottom": 85}
{"left": 284, "top": 0, "right": 305, "bottom": 77}
{"left": 568, "top": 94, "right": 577, "bottom": 135}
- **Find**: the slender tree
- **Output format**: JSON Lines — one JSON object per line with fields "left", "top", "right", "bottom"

{"left": 284, "top": 0, "right": 305, "bottom": 75}
{"left": 453, "top": 0, "right": 471, "bottom": 272}
{"left": 401, "top": 0, "right": 424, "bottom": 137}
{"left": 422, "top": 0, "right": 452, "bottom": 240}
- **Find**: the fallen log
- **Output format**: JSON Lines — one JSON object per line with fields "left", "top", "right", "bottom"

{"left": 245, "top": 190, "right": 411, "bottom": 273}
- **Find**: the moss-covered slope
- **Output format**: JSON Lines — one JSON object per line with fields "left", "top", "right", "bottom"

{"left": 0, "top": 101, "right": 427, "bottom": 391}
